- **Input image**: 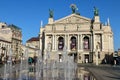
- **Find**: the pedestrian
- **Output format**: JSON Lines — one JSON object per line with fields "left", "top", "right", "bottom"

{"left": 28, "top": 57, "right": 32, "bottom": 65}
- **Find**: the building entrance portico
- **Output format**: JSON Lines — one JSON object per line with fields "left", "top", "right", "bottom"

{"left": 78, "top": 52, "right": 91, "bottom": 63}
{"left": 39, "top": 6, "right": 114, "bottom": 64}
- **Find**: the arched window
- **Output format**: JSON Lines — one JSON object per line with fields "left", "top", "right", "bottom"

{"left": 83, "top": 36, "right": 89, "bottom": 50}
{"left": 58, "top": 37, "right": 64, "bottom": 50}
{"left": 71, "top": 36, "right": 76, "bottom": 51}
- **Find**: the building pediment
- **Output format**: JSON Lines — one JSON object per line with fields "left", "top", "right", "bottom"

{"left": 54, "top": 14, "right": 91, "bottom": 24}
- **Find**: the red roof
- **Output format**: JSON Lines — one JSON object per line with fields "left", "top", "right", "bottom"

{"left": 27, "top": 37, "right": 39, "bottom": 42}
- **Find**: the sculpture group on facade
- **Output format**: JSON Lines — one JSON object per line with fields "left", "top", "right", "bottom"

{"left": 94, "top": 7, "right": 99, "bottom": 16}
{"left": 70, "top": 4, "right": 78, "bottom": 13}
{"left": 49, "top": 9, "right": 54, "bottom": 18}
{"left": 49, "top": 5, "right": 99, "bottom": 17}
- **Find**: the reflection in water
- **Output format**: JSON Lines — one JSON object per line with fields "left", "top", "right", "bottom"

{"left": 77, "top": 67, "right": 96, "bottom": 80}
{"left": 0, "top": 49, "right": 96, "bottom": 80}
{"left": 0, "top": 66, "right": 96, "bottom": 80}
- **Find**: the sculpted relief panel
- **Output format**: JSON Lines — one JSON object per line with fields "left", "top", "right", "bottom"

{"left": 56, "top": 16, "right": 90, "bottom": 24}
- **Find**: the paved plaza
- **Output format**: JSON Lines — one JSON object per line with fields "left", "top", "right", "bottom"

{"left": 78, "top": 64, "right": 120, "bottom": 80}
{"left": 0, "top": 63, "right": 120, "bottom": 80}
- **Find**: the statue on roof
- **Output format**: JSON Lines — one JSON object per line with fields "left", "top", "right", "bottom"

{"left": 70, "top": 4, "right": 78, "bottom": 14}
{"left": 49, "top": 9, "right": 53, "bottom": 18}
{"left": 94, "top": 7, "right": 99, "bottom": 16}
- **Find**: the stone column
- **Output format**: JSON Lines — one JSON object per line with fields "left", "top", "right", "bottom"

{"left": 78, "top": 34, "right": 80, "bottom": 51}
{"left": 0, "top": 47, "right": 1, "bottom": 56}
{"left": 80, "top": 34, "right": 83, "bottom": 51}
{"left": 110, "top": 35, "right": 113, "bottom": 52}
{"left": 39, "top": 37, "right": 41, "bottom": 50}
{"left": 102, "top": 34, "right": 104, "bottom": 51}
{"left": 65, "top": 34, "right": 67, "bottom": 47}
{"left": 90, "top": 34, "right": 93, "bottom": 52}
{"left": 54, "top": 35, "right": 57, "bottom": 50}
{"left": 93, "top": 33, "right": 96, "bottom": 51}
{"left": 52, "top": 34, "right": 55, "bottom": 50}
{"left": 108, "top": 35, "right": 110, "bottom": 52}
{"left": 67, "top": 34, "right": 70, "bottom": 51}
{"left": 111, "top": 35, "right": 114, "bottom": 51}
{"left": 95, "top": 50, "right": 99, "bottom": 65}
{"left": 45, "top": 34, "right": 47, "bottom": 50}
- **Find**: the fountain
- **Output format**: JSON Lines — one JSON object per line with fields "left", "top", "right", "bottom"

{"left": 35, "top": 50, "right": 42, "bottom": 80}
{"left": 18, "top": 48, "right": 29, "bottom": 80}
{"left": 3, "top": 48, "right": 13, "bottom": 80}
{"left": 0, "top": 47, "right": 96, "bottom": 80}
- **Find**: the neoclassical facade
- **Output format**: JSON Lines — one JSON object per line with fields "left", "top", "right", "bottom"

{"left": 39, "top": 9, "right": 114, "bottom": 64}
{"left": 0, "top": 22, "right": 22, "bottom": 62}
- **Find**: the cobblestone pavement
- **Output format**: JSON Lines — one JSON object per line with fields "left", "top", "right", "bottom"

{"left": 78, "top": 64, "right": 120, "bottom": 80}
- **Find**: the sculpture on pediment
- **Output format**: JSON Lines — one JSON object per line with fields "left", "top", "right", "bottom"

{"left": 49, "top": 9, "right": 53, "bottom": 18}
{"left": 70, "top": 4, "right": 78, "bottom": 13}
{"left": 94, "top": 7, "right": 99, "bottom": 16}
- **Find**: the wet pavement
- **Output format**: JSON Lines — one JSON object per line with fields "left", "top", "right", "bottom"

{"left": 0, "top": 63, "right": 120, "bottom": 80}
{"left": 78, "top": 64, "right": 120, "bottom": 80}
{"left": 0, "top": 63, "right": 96, "bottom": 80}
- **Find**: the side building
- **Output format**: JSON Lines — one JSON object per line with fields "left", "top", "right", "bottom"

{"left": 39, "top": 7, "right": 114, "bottom": 64}
{"left": 25, "top": 37, "right": 39, "bottom": 58}
{"left": 118, "top": 49, "right": 120, "bottom": 56}
{"left": 0, "top": 22, "right": 22, "bottom": 63}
